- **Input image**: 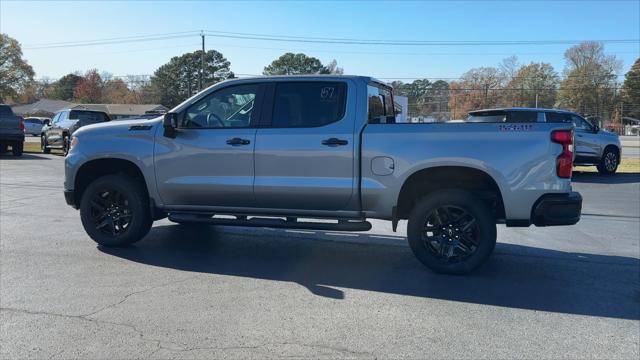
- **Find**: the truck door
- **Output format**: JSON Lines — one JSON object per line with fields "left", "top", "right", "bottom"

{"left": 49, "top": 110, "right": 68, "bottom": 146}
{"left": 569, "top": 114, "right": 602, "bottom": 161}
{"left": 154, "top": 83, "right": 265, "bottom": 207}
{"left": 254, "top": 81, "right": 355, "bottom": 211}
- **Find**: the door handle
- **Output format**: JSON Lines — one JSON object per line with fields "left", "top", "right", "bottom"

{"left": 226, "top": 137, "right": 250, "bottom": 146}
{"left": 321, "top": 138, "right": 348, "bottom": 146}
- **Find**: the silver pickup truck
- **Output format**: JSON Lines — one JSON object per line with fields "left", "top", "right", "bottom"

{"left": 64, "top": 75, "right": 582, "bottom": 274}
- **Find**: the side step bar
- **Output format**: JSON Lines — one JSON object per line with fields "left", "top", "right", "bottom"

{"left": 168, "top": 213, "right": 372, "bottom": 232}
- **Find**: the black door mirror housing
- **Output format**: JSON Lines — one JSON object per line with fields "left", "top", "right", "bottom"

{"left": 163, "top": 112, "right": 178, "bottom": 138}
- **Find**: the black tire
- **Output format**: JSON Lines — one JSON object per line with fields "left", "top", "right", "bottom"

{"left": 80, "top": 174, "right": 152, "bottom": 247}
{"left": 407, "top": 190, "right": 497, "bottom": 275}
{"left": 597, "top": 147, "right": 618, "bottom": 175}
{"left": 41, "top": 135, "right": 50, "bottom": 154}
{"left": 12, "top": 142, "right": 23, "bottom": 156}
{"left": 62, "top": 135, "right": 70, "bottom": 156}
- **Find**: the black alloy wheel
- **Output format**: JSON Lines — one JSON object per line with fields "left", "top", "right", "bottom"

{"left": 89, "top": 188, "right": 133, "bottom": 237}
{"left": 421, "top": 205, "right": 480, "bottom": 263}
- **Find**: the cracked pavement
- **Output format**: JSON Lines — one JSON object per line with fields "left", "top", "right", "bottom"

{"left": 1, "top": 153, "right": 639, "bottom": 359}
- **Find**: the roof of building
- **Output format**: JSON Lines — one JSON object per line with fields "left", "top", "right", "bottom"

{"left": 11, "top": 99, "right": 76, "bottom": 115}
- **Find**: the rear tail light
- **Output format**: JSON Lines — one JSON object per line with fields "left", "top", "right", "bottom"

{"left": 551, "top": 129, "right": 574, "bottom": 178}
{"left": 18, "top": 117, "right": 25, "bottom": 132}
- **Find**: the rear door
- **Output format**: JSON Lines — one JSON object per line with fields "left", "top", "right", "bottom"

{"left": 253, "top": 80, "right": 355, "bottom": 211}
{"left": 155, "top": 83, "right": 265, "bottom": 208}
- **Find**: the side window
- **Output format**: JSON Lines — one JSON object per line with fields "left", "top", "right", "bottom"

{"left": 271, "top": 82, "right": 346, "bottom": 128}
{"left": 545, "top": 112, "right": 568, "bottom": 123}
{"left": 183, "top": 84, "right": 259, "bottom": 129}
{"left": 506, "top": 111, "right": 537, "bottom": 123}
{"left": 570, "top": 115, "right": 592, "bottom": 132}
{"left": 368, "top": 84, "right": 395, "bottom": 124}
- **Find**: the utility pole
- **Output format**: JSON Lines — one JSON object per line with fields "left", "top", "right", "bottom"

{"left": 535, "top": 93, "right": 538, "bottom": 108}
{"left": 200, "top": 31, "right": 205, "bottom": 91}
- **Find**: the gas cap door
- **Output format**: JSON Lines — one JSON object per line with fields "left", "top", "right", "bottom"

{"left": 371, "top": 156, "right": 395, "bottom": 176}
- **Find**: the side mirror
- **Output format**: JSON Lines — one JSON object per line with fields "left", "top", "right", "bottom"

{"left": 593, "top": 125, "right": 600, "bottom": 133}
{"left": 163, "top": 112, "right": 178, "bottom": 138}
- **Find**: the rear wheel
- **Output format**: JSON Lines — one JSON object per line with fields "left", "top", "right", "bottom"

{"left": 407, "top": 190, "right": 496, "bottom": 274}
{"left": 12, "top": 141, "right": 23, "bottom": 156}
{"left": 597, "top": 148, "right": 618, "bottom": 175}
{"left": 41, "top": 135, "right": 50, "bottom": 154}
{"left": 80, "top": 174, "right": 152, "bottom": 247}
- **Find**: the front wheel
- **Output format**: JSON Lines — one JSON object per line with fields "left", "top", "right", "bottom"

{"left": 597, "top": 148, "right": 618, "bottom": 175}
{"left": 62, "top": 135, "right": 70, "bottom": 156}
{"left": 80, "top": 174, "right": 152, "bottom": 247}
{"left": 41, "top": 135, "right": 50, "bottom": 154}
{"left": 407, "top": 190, "right": 497, "bottom": 274}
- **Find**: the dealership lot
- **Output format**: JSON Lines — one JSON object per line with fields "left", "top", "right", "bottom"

{"left": 1, "top": 154, "right": 639, "bottom": 359}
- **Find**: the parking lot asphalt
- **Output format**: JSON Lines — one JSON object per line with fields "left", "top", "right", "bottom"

{"left": 1, "top": 154, "right": 639, "bottom": 359}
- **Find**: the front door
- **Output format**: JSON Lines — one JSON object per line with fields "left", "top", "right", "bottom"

{"left": 154, "top": 83, "right": 264, "bottom": 208}
{"left": 254, "top": 81, "right": 356, "bottom": 211}
{"left": 570, "top": 114, "right": 601, "bottom": 161}
{"left": 46, "top": 111, "right": 66, "bottom": 147}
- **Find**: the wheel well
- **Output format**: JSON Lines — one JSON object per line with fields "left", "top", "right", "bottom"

{"left": 604, "top": 144, "right": 620, "bottom": 156}
{"left": 396, "top": 166, "right": 505, "bottom": 220}
{"left": 74, "top": 158, "right": 148, "bottom": 206}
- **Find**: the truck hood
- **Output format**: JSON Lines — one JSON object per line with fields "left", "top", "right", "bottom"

{"left": 73, "top": 118, "right": 162, "bottom": 137}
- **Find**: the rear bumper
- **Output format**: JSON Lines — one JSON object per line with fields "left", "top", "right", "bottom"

{"left": 0, "top": 133, "right": 25, "bottom": 142}
{"left": 532, "top": 192, "right": 582, "bottom": 226}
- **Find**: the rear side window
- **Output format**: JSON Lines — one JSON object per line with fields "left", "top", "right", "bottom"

{"left": 545, "top": 112, "right": 569, "bottom": 123}
{"left": 506, "top": 111, "right": 538, "bottom": 123}
{"left": 368, "top": 84, "right": 395, "bottom": 124}
{"left": 271, "top": 82, "right": 346, "bottom": 128}
{"left": 70, "top": 111, "right": 109, "bottom": 125}
{"left": 466, "top": 111, "right": 506, "bottom": 122}
{"left": 467, "top": 110, "right": 538, "bottom": 123}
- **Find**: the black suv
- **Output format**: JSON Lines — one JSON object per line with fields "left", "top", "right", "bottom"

{"left": 42, "top": 109, "right": 110, "bottom": 155}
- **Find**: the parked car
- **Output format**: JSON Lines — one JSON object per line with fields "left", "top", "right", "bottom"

{"left": 466, "top": 108, "right": 622, "bottom": 174}
{"left": 64, "top": 76, "right": 582, "bottom": 274}
{"left": 24, "top": 117, "right": 50, "bottom": 136}
{"left": 0, "top": 104, "right": 25, "bottom": 156}
{"left": 42, "top": 109, "right": 110, "bottom": 155}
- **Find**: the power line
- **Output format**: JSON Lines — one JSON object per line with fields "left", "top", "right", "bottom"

{"left": 22, "top": 29, "right": 640, "bottom": 49}
{"left": 202, "top": 30, "right": 638, "bottom": 47}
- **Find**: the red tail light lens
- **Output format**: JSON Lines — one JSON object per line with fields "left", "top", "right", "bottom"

{"left": 19, "top": 117, "right": 25, "bottom": 132}
{"left": 551, "top": 129, "right": 574, "bottom": 178}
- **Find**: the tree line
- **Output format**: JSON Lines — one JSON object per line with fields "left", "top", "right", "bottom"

{"left": 1, "top": 33, "right": 639, "bottom": 121}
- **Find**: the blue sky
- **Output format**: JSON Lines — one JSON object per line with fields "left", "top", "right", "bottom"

{"left": 1, "top": 0, "right": 638, "bottom": 82}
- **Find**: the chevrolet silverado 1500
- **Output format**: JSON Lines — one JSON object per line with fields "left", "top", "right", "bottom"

{"left": 64, "top": 76, "right": 582, "bottom": 274}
